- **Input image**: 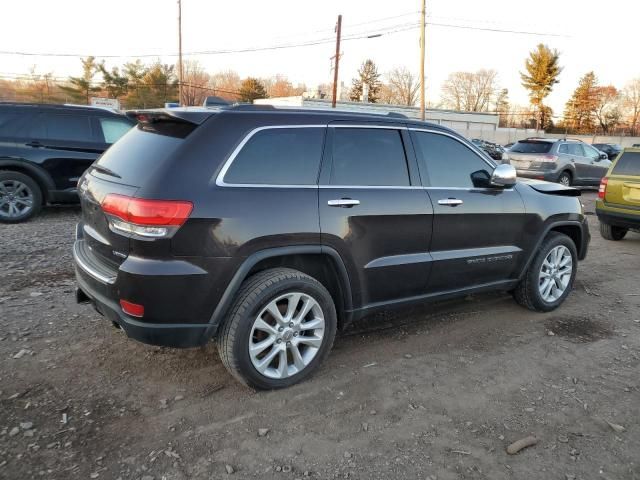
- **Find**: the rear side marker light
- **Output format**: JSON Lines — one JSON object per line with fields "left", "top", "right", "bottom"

{"left": 598, "top": 177, "right": 608, "bottom": 199}
{"left": 120, "top": 299, "right": 144, "bottom": 318}
{"left": 101, "top": 194, "right": 193, "bottom": 238}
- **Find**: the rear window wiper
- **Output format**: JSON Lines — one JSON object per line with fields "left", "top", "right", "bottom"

{"left": 91, "top": 164, "right": 122, "bottom": 179}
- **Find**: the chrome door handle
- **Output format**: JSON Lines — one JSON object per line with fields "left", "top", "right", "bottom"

{"left": 328, "top": 199, "right": 360, "bottom": 207}
{"left": 438, "top": 198, "right": 463, "bottom": 206}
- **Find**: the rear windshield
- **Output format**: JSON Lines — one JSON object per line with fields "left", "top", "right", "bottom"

{"left": 510, "top": 141, "right": 553, "bottom": 154}
{"left": 612, "top": 152, "right": 640, "bottom": 176}
{"left": 93, "top": 124, "right": 186, "bottom": 185}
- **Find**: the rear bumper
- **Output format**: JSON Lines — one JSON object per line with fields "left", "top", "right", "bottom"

{"left": 596, "top": 207, "right": 640, "bottom": 230}
{"left": 75, "top": 271, "right": 209, "bottom": 347}
{"left": 73, "top": 226, "right": 231, "bottom": 348}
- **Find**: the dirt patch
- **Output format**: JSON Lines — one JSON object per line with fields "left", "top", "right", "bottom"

{"left": 545, "top": 315, "right": 613, "bottom": 342}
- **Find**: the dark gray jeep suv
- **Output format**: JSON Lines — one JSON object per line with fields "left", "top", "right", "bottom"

{"left": 74, "top": 105, "right": 590, "bottom": 389}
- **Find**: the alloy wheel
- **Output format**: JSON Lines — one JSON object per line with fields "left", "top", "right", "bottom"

{"left": 0, "top": 180, "right": 34, "bottom": 219}
{"left": 248, "top": 292, "right": 325, "bottom": 379}
{"left": 538, "top": 245, "right": 573, "bottom": 302}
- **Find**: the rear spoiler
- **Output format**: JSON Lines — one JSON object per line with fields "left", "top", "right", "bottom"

{"left": 126, "top": 108, "right": 217, "bottom": 126}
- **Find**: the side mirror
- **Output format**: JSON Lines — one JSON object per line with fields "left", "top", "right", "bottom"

{"left": 599, "top": 152, "right": 608, "bottom": 160}
{"left": 491, "top": 164, "right": 517, "bottom": 187}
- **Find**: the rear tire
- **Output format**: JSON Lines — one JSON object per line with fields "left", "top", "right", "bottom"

{"left": 513, "top": 232, "right": 577, "bottom": 312}
{"left": 0, "top": 171, "right": 42, "bottom": 223}
{"left": 217, "top": 268, "right": 337, "bottom": 390}
{"left": 599, "top": 222, "right": 627, "bottom": 241}
{"left": 558, "top": 171, "right": 572, "bottom": 187}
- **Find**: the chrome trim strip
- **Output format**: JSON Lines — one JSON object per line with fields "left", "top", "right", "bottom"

{"left": 319, "top": 185, "right": 421, "bottom": 190}
{"left": 215, "top": 125, "right": 326, "bottom": 188}
{"left": 73, "top": 242, "right": 116, "bottom": 285}
{"left": 407, "top": 127, "right": 497, "bottom": 169}
{"left": 430, "top": 245, "right": 522, "bottom": 262}
{"left": 365, "top": 252, "right": 433, "bottom": 269}
{"left": 329, "top": 124, "right": 408, "bottom": 130}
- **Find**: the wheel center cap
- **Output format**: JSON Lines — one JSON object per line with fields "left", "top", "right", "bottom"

{"left": 282, "top": 329, "right": 294, "bottom": 342}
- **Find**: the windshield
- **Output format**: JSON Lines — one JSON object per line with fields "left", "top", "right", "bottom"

{"left": 510, "top": 141, "right": 553, "bottom": 154}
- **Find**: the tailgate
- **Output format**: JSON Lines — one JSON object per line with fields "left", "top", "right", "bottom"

{"left": 605, "top": 151, "right": 640, "bottom": 207}
{"left": 78, "top": 172, "right": 137, "bottom": 268}
{"left": 605, "top": 177, "right": 640, "bottom": 206}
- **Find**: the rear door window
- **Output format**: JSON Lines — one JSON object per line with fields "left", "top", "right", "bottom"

{"left": 510, "top": 141, "right": 552, "bottom": 154}
{"left": 330, "top": 128, "right": 409, "bottom": 186}
{"left": 223, "top": 127, "right": 325, "bottom": 185}
{"left": 612, "top": 152, "right": 640, "bottom": 176}
{"left": 43, "top": 113, "right": 92, "bottom": 142}
{"left": 567, "top": 144, "right": 583, "bottom": 156}
{"left": 97, "top": 117, "right": 134, "bottom": 144}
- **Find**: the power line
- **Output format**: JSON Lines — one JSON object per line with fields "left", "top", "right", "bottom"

{"left": 0, "top": 20, "right": 567, "bottom": 59}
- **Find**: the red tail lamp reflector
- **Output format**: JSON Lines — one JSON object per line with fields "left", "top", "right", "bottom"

{"left": 120, "top": 299, "right": 144, "bottom": 318}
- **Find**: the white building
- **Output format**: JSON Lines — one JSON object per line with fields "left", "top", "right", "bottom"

{"left": 254, "top": 96, "right": 539, "bottom": 145}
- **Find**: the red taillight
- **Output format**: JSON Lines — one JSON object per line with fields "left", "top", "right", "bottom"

{"left": 102, "top": 194, "right": 193, "bottom": 226}
{"left": 598, "top": 177, "right": 608, "bottom": 199}
{"left": 543, "top": 154, "right": 558, "bottom": 161}
{"left": 120, "top": 299, "right": 144, "bottom": 318}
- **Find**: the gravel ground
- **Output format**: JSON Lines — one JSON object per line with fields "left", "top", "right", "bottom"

{"left": 1, "top": 192, "right": 639, "bottom": 480}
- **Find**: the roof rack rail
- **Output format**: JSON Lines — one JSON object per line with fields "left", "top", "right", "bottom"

{"left": 228, "top": 104, "right": 276, "bottom": 111}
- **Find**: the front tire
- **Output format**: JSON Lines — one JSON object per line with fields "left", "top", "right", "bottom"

{"left": 513, "top": 232, "right": 577, "bottom": 312}
{"left": 217, "top": 268, "right": 337, "bottom": 390}
{"left": 0, "top": 171, "right": 42, "bottom": 223}
{"left": 599, "top": 222, "right": 627, "bottom": 241}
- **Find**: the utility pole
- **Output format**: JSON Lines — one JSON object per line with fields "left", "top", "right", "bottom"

{"left": 177, "top": 0, "right": 184, "bottom": 106}
{"left": 331, "top": 14, "right": 342, "bottom": 108}
{"left": 419, "top": 0, "right": 426, "bottom": 120}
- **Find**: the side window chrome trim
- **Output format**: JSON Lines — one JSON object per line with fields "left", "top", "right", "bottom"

{"left": 215, "top": 124, "right": 326, "bottom": 188}
{"left": 329, "top": 124, "right": 408, "bottom": 130}
{"left": 408, "top": 127, "right": 497, "bottom": 170}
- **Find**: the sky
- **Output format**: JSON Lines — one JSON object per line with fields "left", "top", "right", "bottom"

{"left": 1, "top": 0, "right": 638, "bottom": 116}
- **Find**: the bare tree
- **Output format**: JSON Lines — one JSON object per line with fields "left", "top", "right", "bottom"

{"left": 181, "top": 60, "right": 210, "bottom": 106}
{"left": 209, "top": 70, "right": 241, "bottom": 101}
{"left": 385, "top": 67, "right": 419, "bottom": 106}
{"left": 593, "top": 86, "right": 621, "bottom": 134}
{"left": 441, "top": 69, "right": 498, "bottom": 112}
{"left": 623, "top": 78, "right": 640, "bottom": 136}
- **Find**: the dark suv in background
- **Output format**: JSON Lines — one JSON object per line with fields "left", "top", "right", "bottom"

{"left": 0, "top": 103, "right": 134, "bottom": 222}
{"left": 508, "top": 138, "right": 611, "bottom": 186}
{"left": 74, "top": 106, "right": 590, "bottom": 390}
{"left": 592, "top": 143, "right": 622, "bottom": 161}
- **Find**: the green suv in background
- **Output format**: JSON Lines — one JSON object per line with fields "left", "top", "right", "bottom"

{"left": 596, "top": 147, "right": 640, "bottom": 240}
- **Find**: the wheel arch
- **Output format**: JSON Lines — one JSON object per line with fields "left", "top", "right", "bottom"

{"left": 0, "top": 160, "right": 55, "bottom": 204}
{"left": 517, "top": 220, "right": 587, "bottom": 279}
{"left": 205, "top": 246, "right": 353, "bottom": 339}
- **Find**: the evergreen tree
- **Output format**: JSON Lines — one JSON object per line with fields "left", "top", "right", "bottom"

{"left": 238, "top": 77, "right": 267, "bottom": 102}
{"left": 520, "top": 44, "right": 562, "bottom": 128}
{"left": 58, "top": 56, "right": 101, "bottom": 104}
{"left": 349, "top": 59, "right": 382, "bottom": 103}
{"left": 99, "top": 64, "right": 129, "bottom": 100}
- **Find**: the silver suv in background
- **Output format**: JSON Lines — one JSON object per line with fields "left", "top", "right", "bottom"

{"left": 507, "top": 138, "right": 611, "bottom": 186}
